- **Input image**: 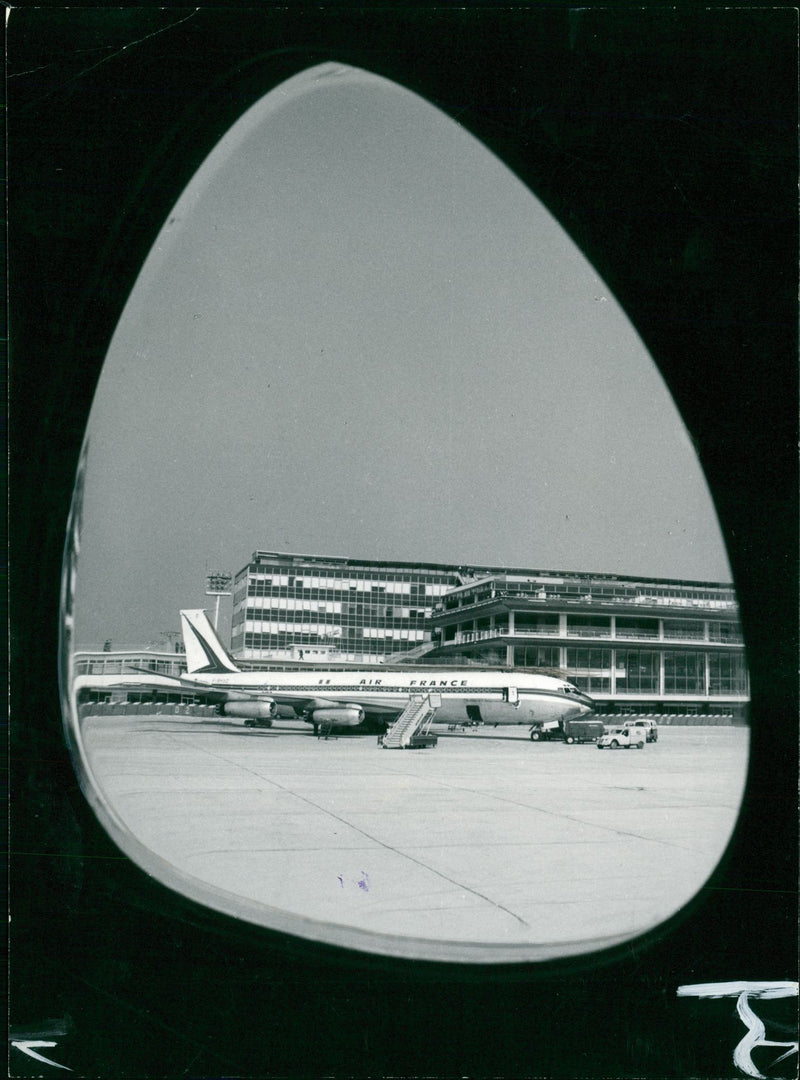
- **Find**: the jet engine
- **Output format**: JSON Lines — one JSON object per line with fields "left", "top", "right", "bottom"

{"left": 219, "top": 700, "right": 276, "bottom": 726}
{"left": 309, "top": 706, "right": 365, "bottom": 728}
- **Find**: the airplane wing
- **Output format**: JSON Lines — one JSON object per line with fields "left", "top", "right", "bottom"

{"left": 266, "top": 690, "right": 402, "bottom": 718}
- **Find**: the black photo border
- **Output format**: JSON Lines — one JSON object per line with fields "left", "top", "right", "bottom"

{"left": 8, "top": 6, "right": 798, "bottom": 1077}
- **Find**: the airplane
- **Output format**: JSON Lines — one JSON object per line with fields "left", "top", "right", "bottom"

{"left": 177, "top": 608, "right": 596, "bottom": 735}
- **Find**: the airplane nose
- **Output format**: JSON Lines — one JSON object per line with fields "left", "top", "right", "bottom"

{"left": 575, "top": 690, "right": 596, "bottom": 713}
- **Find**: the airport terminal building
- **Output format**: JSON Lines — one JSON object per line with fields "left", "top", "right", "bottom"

{"left": 425, "top": 571, "right": 747, "bottom": 717}
{"left": 230, "top": 551, "right": 748, "bottom": 718}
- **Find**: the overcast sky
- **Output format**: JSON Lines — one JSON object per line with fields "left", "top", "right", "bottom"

{"left": 73, "top": 63, "right": 731, "bottom": 646}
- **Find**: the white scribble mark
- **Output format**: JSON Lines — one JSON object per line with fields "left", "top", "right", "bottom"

{"left": 677, "top": 981, "right": 799, "bottom": 1079}
{"left": 734, "top": 991, "right": 799, "bottom": 1079}
{"left": 11, "top": 1041, "right": 72, "bottom": 1071}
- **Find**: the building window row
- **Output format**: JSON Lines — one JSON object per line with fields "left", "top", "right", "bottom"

{"left": 244, "top": 597, "right": 343, "bottom": 615}
{"left": 248, "top": 559, "right": 453, "bottom": 583}
{"left": 664, "top": 651, "right": 706, "bottom": 693}
{"left": 240, "top": 619, "right": 426, "bottom": 641}
{"left": 484, "top": 645, "right": 749, "bottom": 698}
{"left": 513, "top": 646, "right": 562, "bottom": 669}
{"left": 241, "top": 632, "right": 417, "bottom": 655}
{"left": 241, "top": 606, "right": 428, "bottom": 626}
{"left": 708, "top": 653, "right": 750, "bottom": 694}
{"left": 239, "top": 598, "right": 429, "bottom": 619}
{"left": 441, "top": 614, "right": 742, "bottom": 644}
{"left": 440, "top": 579, "right": 737, "bottom": 613}
{"left": 245, "top": 574, "right": 451, "bottom": 596}
{"left": 563, "top": 648, "right": 747, "bottom": 697}
{"left": 243, "top": 620, "right": 342, "bottom": 637}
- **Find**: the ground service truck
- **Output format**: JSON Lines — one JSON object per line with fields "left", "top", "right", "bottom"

{"left": 529, "top": 717, "right": 605, "bottom": 743}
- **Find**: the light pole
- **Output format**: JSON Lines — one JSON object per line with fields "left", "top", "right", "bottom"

{"left": 206, "top": 571, "right": 233, "bottom": 631}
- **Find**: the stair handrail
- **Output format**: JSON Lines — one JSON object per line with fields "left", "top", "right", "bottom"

{"left": 382, "top": 694, "right": 438, "bottom": 748}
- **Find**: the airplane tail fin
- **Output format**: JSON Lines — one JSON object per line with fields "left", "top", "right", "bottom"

{"left": 180, "top": 609, "right": 241, "bottom": 674}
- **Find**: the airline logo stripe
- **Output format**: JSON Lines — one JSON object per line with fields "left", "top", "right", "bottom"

{"left": 187, "top": 621, "right": 238, "bottom": 673}
{"left": 206, "top": 684, "right": 558, "bottom": 697}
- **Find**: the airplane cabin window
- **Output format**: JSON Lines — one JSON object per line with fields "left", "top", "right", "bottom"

{"left": 61, "top": 62, "right": 749, "bottom": 965}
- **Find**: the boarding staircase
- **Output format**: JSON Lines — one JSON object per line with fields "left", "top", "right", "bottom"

{"left": 381, "top": 695, "right": 439, "bottom": 749}
{"left": 386, "top": 641, "right": 438, "bottom": 662}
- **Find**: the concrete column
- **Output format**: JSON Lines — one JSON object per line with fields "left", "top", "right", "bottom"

{"left": 704, "top": 651, "right": 710, "bottom": 698}
{"left": 507, "top": 609, "right": 516, "bottom": 666}
{"left": 659, "top": 649, "right": 665, "bottom": 697}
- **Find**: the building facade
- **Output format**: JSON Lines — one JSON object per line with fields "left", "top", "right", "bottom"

{"left": 230, "top": 551, "right": 459, "bottom": 662}
{"left": 426, "top": 571, "right": 748, "bottom": 717}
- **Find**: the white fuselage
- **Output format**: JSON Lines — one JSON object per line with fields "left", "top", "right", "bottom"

{"left": 181, "top": 667, "right": 595, "bottom": 727}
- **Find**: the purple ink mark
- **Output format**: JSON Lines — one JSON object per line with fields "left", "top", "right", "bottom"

{"left": 357, "top": 871, "right": 370, "bottom": 892}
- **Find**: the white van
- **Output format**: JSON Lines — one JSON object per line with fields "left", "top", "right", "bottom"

{"left": 597, "top": 726, "right": 645, "bottom": 750}
{"left": 623, "top": 719, "right": 658, "bottom": 742}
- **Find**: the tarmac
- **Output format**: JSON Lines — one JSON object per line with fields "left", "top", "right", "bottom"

{"left": 75, "top": 716, "right": 749, "bottom": 963}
